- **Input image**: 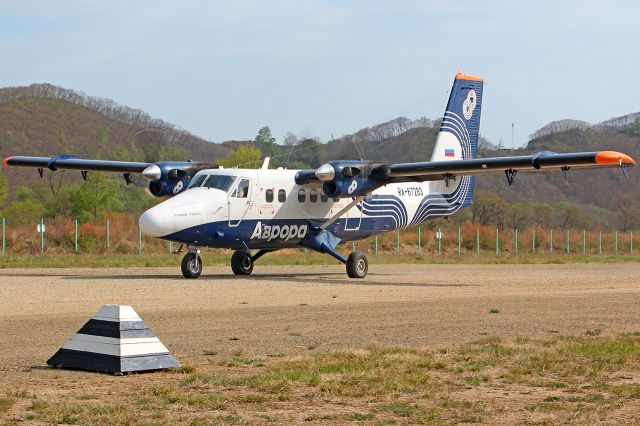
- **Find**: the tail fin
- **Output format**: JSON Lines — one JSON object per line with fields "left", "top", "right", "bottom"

{"left": 431, "top": 71, "right": 484, "bottom": 161}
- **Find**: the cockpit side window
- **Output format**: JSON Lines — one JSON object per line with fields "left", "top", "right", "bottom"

{"left": 233, "top": 179, "right": 250, "bottom": 198}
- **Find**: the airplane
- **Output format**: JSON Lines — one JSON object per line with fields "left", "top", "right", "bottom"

{"left": 3, "top": 71, "right": 635, "bottom": 279}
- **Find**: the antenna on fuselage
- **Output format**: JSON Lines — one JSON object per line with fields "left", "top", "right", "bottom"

{"left": 261, "top": 157, "right": 271, "bottom": 170}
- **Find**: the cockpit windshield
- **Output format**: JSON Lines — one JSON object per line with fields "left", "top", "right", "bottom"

{"left": 188, "top": 174, "right": 207, "bottom": 189}
{"left": 188, "top": 174, "right": 237, "bottom": 191}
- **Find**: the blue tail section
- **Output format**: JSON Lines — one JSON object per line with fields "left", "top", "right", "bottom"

{"left": 411, "top": 72, "right": 484, "bottom": 223}
{"left": 431, "top": 71, "right": 484, "bottom": 161}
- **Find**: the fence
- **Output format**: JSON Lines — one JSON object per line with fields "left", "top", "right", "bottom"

{"left": 0, "top": 216, "right": 637, "bottom": 257}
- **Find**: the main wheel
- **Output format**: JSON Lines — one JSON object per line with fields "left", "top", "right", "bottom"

{"left": 181, "top": 252, "right": 202, "bottom": 279}
{"left": 231, "top": 250, "right": 253, "bottom": 275}
{"left": 346, "top": 251, "right": 368, "bottom": 278}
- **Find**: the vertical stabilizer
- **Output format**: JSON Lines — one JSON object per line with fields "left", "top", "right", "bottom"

{"left": 431, "top": 71, "right": 484, "bottom": 162}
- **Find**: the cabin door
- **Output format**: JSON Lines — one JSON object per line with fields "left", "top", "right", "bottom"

{"left": 344, "top": 198, "right": 362, "bottom": 231}
{"left": 228, "top": 178, "right": 252, "bottom": 227}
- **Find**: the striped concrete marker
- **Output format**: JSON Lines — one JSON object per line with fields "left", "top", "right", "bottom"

{"left": 47, "top": 304, "right": 179, "bottom": 374}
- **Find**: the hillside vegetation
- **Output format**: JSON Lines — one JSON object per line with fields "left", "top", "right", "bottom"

{"left": 0, "top": 83, "right": 638, "bottom": 231}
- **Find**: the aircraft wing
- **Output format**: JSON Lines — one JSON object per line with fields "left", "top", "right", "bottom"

{"left": 3, "top": 154, "right": 215, "bottom": 196}
{"left": 295, "top": 150, "right": 635, "bottom": 190}
{"left": 3, "top": 155, "right": 152, "bottom": 173}
{"left": 373, "top": 150, "right": 635, "bottom": 182}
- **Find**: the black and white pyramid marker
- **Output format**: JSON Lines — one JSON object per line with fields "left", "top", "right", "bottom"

{"left": 47, "top": 304, "right": 179, "bottom": 374}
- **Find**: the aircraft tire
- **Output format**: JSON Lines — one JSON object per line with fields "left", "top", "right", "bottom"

{"left": 346, "top": 251, "right": 368, "bottom": 279}
{"left": 231, "top": 250, "right": 254, "bottom": 275}
{"left": 181, "top": 252, "right": 202, "bottom": 279}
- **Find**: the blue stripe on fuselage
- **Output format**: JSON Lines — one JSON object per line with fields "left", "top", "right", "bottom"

{"left": 163, "top": 216, "right": 401, "bottom": 250}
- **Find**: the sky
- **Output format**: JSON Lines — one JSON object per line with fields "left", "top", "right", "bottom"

{"left": 1, "top": 0, "right": 639, "bottom": 148}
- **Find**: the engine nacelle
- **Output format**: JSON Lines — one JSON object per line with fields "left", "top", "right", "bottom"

{"left": 318, "top": 160, "right": 384, "bottom": 198}
{"left": 149, "top": 178, "right": 190, "bottom": 197}
{"left": 144, "top": 162, "right": 195, "bottom": 197}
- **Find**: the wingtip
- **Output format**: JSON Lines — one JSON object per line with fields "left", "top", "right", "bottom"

{"left": 2, "top": 157, "right": 11, "bottom": 167}
{"left": 595, "top": 151, "right": 635, "bottom": 166}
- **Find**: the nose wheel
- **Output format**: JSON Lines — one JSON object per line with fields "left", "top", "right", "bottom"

{"left": 346, "top": 251, "right": 368, "bottom": 278}
{"left": 181, "top": 251, "right": 202, "bottom": 279}
{"left": 231, "top": 250, "right": 254, "bottom": 275}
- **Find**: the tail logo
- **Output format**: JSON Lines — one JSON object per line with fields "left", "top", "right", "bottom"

{"left": 462, "top": 90, "right": 477, "bottom": 120}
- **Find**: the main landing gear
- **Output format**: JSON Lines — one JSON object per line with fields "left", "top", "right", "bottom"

{"left": 228, "top": 248, "right": 369, "bottom": 278}
{"left": 230, "top": 249, "right": 273, "bottom": 276}
{"left": 346, "top": 251, "right": 368, "bottom": 279}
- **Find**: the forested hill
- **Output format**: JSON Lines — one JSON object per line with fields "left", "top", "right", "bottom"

{"left": 0, "top": 83, "right": 638, "bottom": 219}
{"left": 0, "top": 84, "right": 235, "bottom": 190}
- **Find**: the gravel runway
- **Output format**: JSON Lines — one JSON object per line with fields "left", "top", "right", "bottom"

{"left": 1, "top": 263, "right": 639, "bottom": 368}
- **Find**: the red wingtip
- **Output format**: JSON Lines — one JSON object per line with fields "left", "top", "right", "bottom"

{"left": 595, "top": 151, "right": 635, "bottom": 166}
{"left": 2, "top": 157, "right": 11, "bottom": 167}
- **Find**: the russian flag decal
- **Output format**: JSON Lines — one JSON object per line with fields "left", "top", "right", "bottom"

{"left": 444, "top": 148, "right": 455, "bottom": 157}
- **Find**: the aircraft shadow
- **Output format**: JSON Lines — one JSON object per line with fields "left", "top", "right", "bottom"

{"left": 0, "top": 271, "right": 471, "bottom": 288}
{"left": 58, "top": 272, "right": 470, "bottom": 288}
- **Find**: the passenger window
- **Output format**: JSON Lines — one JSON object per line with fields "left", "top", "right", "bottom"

{"left": 265, "top": 189, "right": 273, "bottom": 203}
{"left": 298, "top": 189, "right": 306, "bottom": 202}
{"left": 309, "top": 189, "right": 318, "bottom": 203}
{"left": 234, "top": 179, "right": 250, "bottom": 198}
{"left": 320, "top": 191, "right": 328, "bottom": 202}
{"left": 278, "top": 189, "right": 286, "bottom": 202}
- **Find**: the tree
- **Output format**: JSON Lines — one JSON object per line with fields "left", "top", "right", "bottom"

{"left": 283, "top": 132, "right": 298, "bottom": 166}
{"left": 288, "top": 138, "right": 324, "bottom": 168}
{"left": 470, "top": 190, "right": 507, "bottom": 225}
{"left": 616, "top": 196, "right": 639, "bottom": 231}
{"left": 254, "top": 126, "right": 280, "bottom": 158}
{"left": 555, "top": 202, "right": 587, "bottom": 229}
{"left": 4, "top": 199, "right": 45, "bottom": 225}
{"left": 218, "top": 145, "right": 262, "bottom": 168}
{"left": 16, "top": 186, "right": 34, "bottom": 202}
{"left": 70, "top": 174, "right": 120, "bottom": 222}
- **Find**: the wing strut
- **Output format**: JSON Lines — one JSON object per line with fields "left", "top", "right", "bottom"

{"left": 320, "top": 196, "right": 366, "bottom": 231}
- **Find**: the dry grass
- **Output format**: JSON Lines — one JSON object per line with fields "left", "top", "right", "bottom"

{"left": 2, "top": 335, "right": 639, "bottom": 424}
{"left": 1, "top": 214, "right": 637, "bottom": 257}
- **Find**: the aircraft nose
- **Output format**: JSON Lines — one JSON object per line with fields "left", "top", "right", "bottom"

{"left": 139, "top": 207, "right": 171, "bottom": 237}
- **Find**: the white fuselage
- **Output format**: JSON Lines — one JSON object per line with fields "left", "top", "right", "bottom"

{"left": 139, "top": 167, "right": 472, "bottom": 249}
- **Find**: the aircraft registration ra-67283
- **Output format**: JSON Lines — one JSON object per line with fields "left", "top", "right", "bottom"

{"left": 3, "top": 71, "right": 636, "bottom": 279}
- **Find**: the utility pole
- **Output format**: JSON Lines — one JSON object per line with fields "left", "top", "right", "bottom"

{"left": 511, "top": 122, "right": 514, "bottom": 150}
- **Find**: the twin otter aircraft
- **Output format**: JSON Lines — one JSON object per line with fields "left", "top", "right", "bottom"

{"left": 3, "top": 72, "right": 636, "bottom": 278}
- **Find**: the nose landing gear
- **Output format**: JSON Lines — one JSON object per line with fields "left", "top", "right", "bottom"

{"left": 181, "top": 250, "right": 202, "bottom": 279}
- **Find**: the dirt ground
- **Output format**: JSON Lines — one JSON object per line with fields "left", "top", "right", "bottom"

{"left": 1, "top": 263, "right": 639, "bottom": 424}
